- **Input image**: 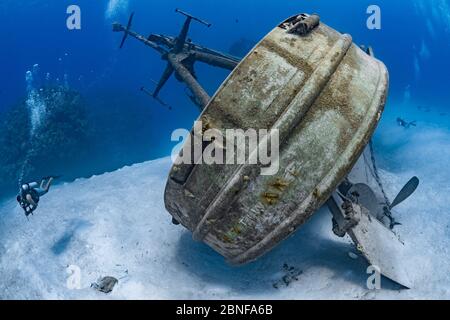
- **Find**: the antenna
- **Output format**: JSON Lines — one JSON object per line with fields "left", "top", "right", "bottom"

{"left": 175, "top": 8, "right": 211, "bottom": 27}
{"left": 113, "top": 12, "right": 135, "bottom": 49}
{"left": 141, "top": 85, "right": 172, "bottom": 110}
{"left": 173, "top": 9, "right": 211, "bottom": 53}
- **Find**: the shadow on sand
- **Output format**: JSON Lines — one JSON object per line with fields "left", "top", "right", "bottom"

{"left": 173, "top": 209, "right": 403, "bottom": 296}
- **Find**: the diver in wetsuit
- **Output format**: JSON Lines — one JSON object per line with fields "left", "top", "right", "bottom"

{"left": 17, "top": 177, "right": 55, "bottom": 216}
{"left": 397, "top": 117, "right": 417, "bottom": 129}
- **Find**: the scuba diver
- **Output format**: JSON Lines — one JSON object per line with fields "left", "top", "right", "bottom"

{"left": 17, "top": 176, "right": 56, "bottom": 216}
{"left": 397, "top": 117, "right": 417, "bottom": 129}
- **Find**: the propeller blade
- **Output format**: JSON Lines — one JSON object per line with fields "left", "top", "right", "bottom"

{"left": 152, "top": 63, "right": 174, "bottom": 98}
{"left": 390, "top": 177, "right": 420, "bottom": 210}
{"left": 119, "top": 12, "right": 135, "bottom": 49}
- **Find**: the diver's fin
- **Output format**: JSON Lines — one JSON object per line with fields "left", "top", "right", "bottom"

{"left": 390, "top": 177, "right": 420, "bottom": 210}
{"left": 42, "top": 175, "right": 62, "bottom": 180}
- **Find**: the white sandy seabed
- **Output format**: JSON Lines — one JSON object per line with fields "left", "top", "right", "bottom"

{"left": 0, "top": 111, "right": 449, "bottom": 300}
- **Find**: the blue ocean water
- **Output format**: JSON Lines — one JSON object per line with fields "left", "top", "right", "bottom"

{"left": 1, "top": 1, "right": 450, "bottom": 299}
{"left": 0, "top": 0, "right": 449, "bottom": 188}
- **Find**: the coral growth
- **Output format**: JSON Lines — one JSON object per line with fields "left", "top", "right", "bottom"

{"left": 0, "top": 85, "right": 91, "bottom": 194}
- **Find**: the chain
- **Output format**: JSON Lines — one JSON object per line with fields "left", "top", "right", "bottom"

{"left": 368, "top": 140, "right": 393, "bottom": 217}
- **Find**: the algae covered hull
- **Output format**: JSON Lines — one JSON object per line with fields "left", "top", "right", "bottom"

{"left": 164, "top": 14, "right": 389, "bottom": 265}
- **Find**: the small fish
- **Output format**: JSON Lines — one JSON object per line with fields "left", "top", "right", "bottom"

{"left": 397, "top": 117, "right": 416, "bottom": 129}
